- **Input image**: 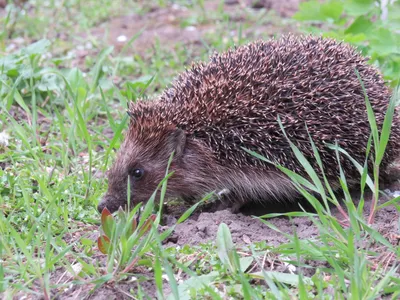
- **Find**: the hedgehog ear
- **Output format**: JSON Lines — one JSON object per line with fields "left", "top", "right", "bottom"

{"left": 167, "top": 128, "right": 186, "bottom": 158}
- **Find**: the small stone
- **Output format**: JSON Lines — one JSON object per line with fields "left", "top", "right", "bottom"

{"left": 197, "top": 231, "right": 206, "bottom": 239}
{"left": 196, "top": 224, "right": 207, "bottom": 232}
{"left": 185, "top": 26, "right": 197, "bottom": 32}
{"left": 392, "top": 191, "right": 400, "bottom": 197}
{"left": 243, "top": 234, "right": 251, "bottom": 244}
{"left": 117, "top": 35, "right": 127, "bottom": 43}
{"left": 0, "top": 131, "right": 10, "bottom": 147}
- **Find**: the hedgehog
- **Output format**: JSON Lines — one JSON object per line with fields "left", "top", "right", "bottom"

{"left": 98, "top": 35, "right": 400, "bottom": 214}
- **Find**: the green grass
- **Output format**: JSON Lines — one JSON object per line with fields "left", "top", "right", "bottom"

{"left": 1, "top": 0, "right": 400, "bottom": 299}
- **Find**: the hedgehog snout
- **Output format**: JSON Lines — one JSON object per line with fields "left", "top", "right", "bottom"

{"left": 98, "top": 194, "right": 120, "bottom": 214}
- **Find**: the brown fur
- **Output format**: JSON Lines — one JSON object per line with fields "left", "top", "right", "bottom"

{"left": 98, "top": 35, "right": 400, "bottom": 213}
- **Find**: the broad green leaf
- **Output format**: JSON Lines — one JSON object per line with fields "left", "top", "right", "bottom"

{"left": 126, "top": 75, "right": 154, "bottom": 90}
{"left": 239, "top": 256, "right": 254, "bottom": 272}
{"left": 167, "top": 271, "right": 219, "bottom": 300}
{"left": 216, "top": 223, "right": 236, "bottom": 273}
{"left": 293, "top": 1, "right": 324, "bottom": 21}
{"left": 97, "top": 235, "right": 111, "bottom": 254}
{"left": 370, "top": 28, "right": 399, "bottom": 55}
{"left": 344, "top": 0, "right": 375, "bottom": 16}
{"left": 0, "top": 55, "right": 22, "bottom": 73}
{"left": 293, "top": 0, "right": 343, "bottom": 22}
{"left": 345, "top": 16, "right": 373, "bottom": 35}
{"left": 80, "top": 238, "right": 94, "bottom": 246}
{"left": 37, "top": 73, "right": 64, "bottom": 92}
{"left": 342, "top": 33, "right": 367, "bottom": 44}
{"left": 20, "top": 39, "right": 51, "bottom": 56}
{"left": 67, "top": 68, "right": 88, "bottom": 91}
{"left": 100, "top": 207, "right": 115, "bottom": 238}
{"left": 320, "top": 0, "right": 344, "bottom": 21}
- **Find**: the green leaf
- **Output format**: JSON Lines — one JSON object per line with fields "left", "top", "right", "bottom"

{"left": 355, "top": 70, "right": 380, "bottom": 157}
{"left": 167, "top": 272, "right": 219, "bottom": 300}
{"left": 320, "top": 0, "right": 344, "bottom": 21}
{"left": 6, "top": 68, "right": 19, "bottom": 77}
{"left": 327, "top": 143, "right": 375, "bottom": 192}
{"left": 375, "top": 90, "right": 398, "bottom": 165}
{"left": 360, "top": 222, "right": 395, "bottom": 250}
{"left": 344, "top": 0, "right": 375, "bottom": 16}
{"left": 90, "top": 46, "right": 114, "bottom": 93}
{"left": 131, "top": 216, "right": 137, "bottom": 233}
{"left": 293, "top": 0, "right": 343, "bottom": 22}
{"left": 154, "top": 256, "right": 163, "bottom": 298}
{"left": 80, "top": 238, "right": 94, "bottom": 247}
{"left": 12, "top": 90, "right": 31, "bottom": 119}
{"left": 0, "top": 264, "right": 5, "bottom": 292}
{"left": 103, "top": 114, "right": 129, "bottom": 170}
{"left": 97, "top": 235, "right": 111, "bottom": 254}
{"left": 276, "top": 116, "right": 326, "bottom": 196}
{"left": 89, "top": 273, "right": 114, "bottom": 286}
{"left": 100, "top": 207, "right": 115, "bottom": 238}
{"left": 345, "top": 16, "right": 373, "bottom": 35}
{"left": 138, "top": 214, "right": 156, "bottom": 238}
{"left": 369, "top": 28, "right": 399, "bottom": 55}
{"left": 126, "top": 75, "right": 154, "bottom": 90}
{"left": 239, "top": 256, "right": 254, "bottom": 272}
{"left": 124, "top": 215, "right": 138, "bottom": 239}
{"left": 176, "top": 192, "right": 213, "bottom": 224}
{"left": 36, "top": 72, "right": 64, "bottom": 92}
{"left": 216, "top": 223, "right": 236, "bottom": 273}
{"left": 250, "top": 271, "right": 314, "bottom": 286}
{"left": 67, "top": 68, "right": 88, "bottom": 91}
{"left": 117, "top": 206, "right": 127, "bottom": 224}
{"left": 20, "top": 39, "right": 51, "bottom": 56}
{"left": 342, "top": 33, "right": 367, "bottom": 44}
{"left": 0, "top": 55, "right": 23, "bottom": 73}
{"left": 293, "top": 1, "right": 323, "bottom": 21}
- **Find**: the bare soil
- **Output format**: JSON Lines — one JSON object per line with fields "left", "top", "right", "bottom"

{"left": 88, "top": 0, "right": 299, "bottom": 56}
{"left": 166, "top": 191, "right": 400, "bottom": 248}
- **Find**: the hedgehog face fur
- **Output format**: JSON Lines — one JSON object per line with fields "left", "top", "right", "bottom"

{"left": 98, "top": 35, "right": 400, "bottom": 214}
{"left": 98, "top": 104, "right": 222, "bottom": 213}
{"left": 99, "top": 126, "right": 189, "bottom": 213}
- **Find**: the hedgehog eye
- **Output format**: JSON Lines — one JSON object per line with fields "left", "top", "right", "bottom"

{"left": 129, "top": 168, "right": 144, "bottom": 180}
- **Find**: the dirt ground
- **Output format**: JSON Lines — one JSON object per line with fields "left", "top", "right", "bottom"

{"left": 88, "top": 0, "right": 299, "bottom": 54}
{"left": 165, "top": 189, "right": 400, "bottom": 248}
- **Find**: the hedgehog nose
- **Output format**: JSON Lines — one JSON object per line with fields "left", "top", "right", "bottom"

{"left": 97, "top": 200, "right": 106, "bottom": 214}
{"left": 97, "top": 196, "right": 110, "bottom": 214}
